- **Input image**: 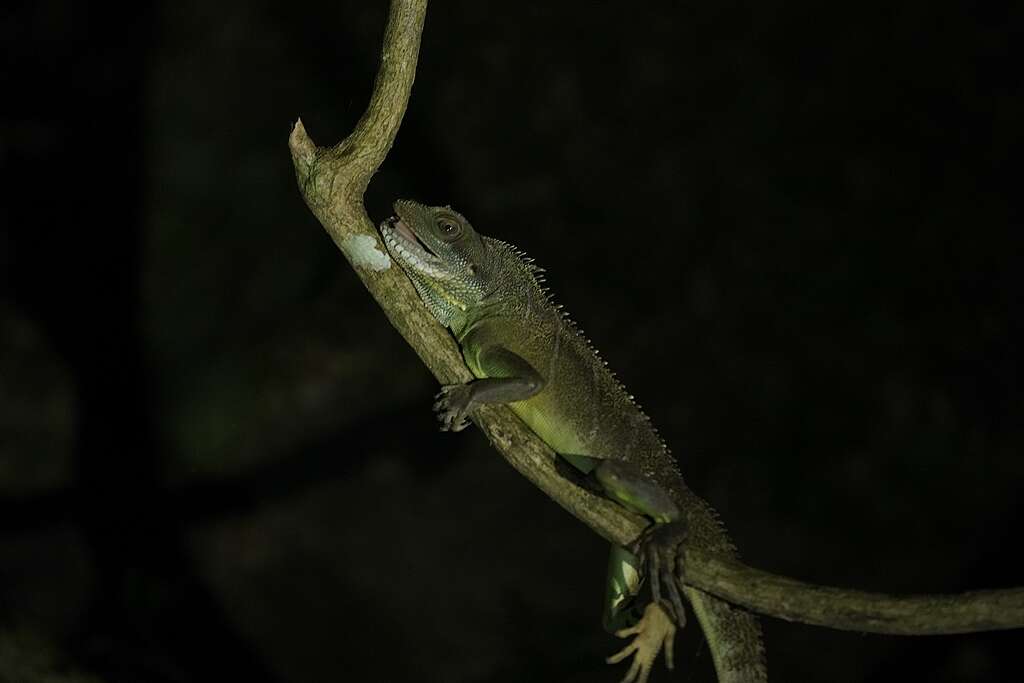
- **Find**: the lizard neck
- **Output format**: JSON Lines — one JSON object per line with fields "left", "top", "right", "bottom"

{"left": 449, "top": 310, "right": 470, "bottom": 339}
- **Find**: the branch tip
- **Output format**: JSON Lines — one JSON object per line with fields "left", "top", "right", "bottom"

{"left": 289, "top": 118, "right": 318, "bottom": 166}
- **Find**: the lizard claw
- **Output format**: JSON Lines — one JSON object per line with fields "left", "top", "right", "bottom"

{"left": 631, "top": 521, "right": 688, "bottom": 628}
{"left": 433, "top": 384, "right": 473, "bottom": 432}
{"left": 607, "top": 601, "right": 676, "bottom": 683}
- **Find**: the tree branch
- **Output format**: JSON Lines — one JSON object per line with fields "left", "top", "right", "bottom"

{"left": 289, "top": 0, "right": 1024, "bottom": 639}
{"left": 686, "top": 552, "right": 1024, "bottom": 635}
{"left": 287, "top": 0, "right": 643, "bottom": 548}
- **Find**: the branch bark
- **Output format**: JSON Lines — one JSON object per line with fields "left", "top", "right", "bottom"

{"left": 688, "top": 552, "right": 1024, "bottom": 635}
{"left": 289, "top": 0, "right": 1024, "bottom": 639}
{"left": 287, "top": 0, "right": 643, "bottom": 552}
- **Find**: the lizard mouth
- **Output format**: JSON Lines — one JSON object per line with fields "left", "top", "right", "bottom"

{"left": 391, "top": 215, "right": 419, "bottom": 246}
{"left": 380, "top": 215, "right": 445, "bottom": 274}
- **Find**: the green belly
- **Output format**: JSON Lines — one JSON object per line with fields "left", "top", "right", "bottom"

{"left": 508, "top": 392, "right": 597, "bottom": 471}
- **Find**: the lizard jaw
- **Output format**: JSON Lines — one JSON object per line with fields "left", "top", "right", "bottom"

{"left": 381, "top": 216, "right": 447, "bottom": 277}
{"left": 392, "top": 215, "right": 419, "bottom": 245}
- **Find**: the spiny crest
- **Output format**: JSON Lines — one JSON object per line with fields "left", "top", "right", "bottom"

{"left": 493, "top": 235, "right": 673, "bottom": 457}
{"left": 491, "top": 238, "right": 547, "bottom": 275}
{"left": 559, "top": 306, "right": 674, "bottom": 457}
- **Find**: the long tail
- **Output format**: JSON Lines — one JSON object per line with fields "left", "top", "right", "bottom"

{"left": 684, "top": 586, "right": 767, "bottom": 682}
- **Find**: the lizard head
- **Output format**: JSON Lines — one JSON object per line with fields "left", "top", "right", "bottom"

{"left": 380, "top": 200, "right": 492, "bottom": 327}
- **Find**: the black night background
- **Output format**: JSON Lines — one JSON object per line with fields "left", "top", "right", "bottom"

{"left": 1, "top": 2, "right": 1021, "bottom": 682}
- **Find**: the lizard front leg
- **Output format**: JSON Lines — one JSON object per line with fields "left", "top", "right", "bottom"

{"left": 433, "top": 344, "right": 545, "bottom": 431}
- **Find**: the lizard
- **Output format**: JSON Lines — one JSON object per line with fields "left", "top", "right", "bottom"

{"left": 379, "top": 199, "right": 766, "bottom": 683}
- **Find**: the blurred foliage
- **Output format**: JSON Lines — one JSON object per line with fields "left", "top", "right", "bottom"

{"left": 0, "top": 628, "right": 104, "bottom": 683}
{"left": 0, "top": 305, "right": 75, "bottom": 496}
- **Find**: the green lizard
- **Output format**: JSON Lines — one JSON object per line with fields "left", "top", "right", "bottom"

{"left": 380, "top": 200, "right": 766, "bottom": 683}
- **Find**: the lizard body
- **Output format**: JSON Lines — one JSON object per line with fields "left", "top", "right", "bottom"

{"left": 381, "top": 200, "right": 766, "bottom": 682}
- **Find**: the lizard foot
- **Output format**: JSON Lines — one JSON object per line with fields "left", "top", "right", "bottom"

{"left": 631, "top": 521, "right": 688, "bottom": 628}
{"left": 433, "top": 384, "right": 473, "bottom": 432}
{"left": 607, "top": 601, "right": 676, "bottom": 683}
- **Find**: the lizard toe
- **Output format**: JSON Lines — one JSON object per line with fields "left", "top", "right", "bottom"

{"left": 608, "top": 602, "right": 676, "bottom": 683}
{"left": 635, "top": 521, "right": 688, "bottom": 627}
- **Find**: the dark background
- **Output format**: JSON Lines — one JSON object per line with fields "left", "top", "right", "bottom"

{"left": 1, "top": 2, "right": 1021, "bottom": 681}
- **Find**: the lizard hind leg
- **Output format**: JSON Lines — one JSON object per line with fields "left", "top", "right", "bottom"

{"left": 594, "top": 459, "right": 689, "bottom": 627}
{"left": 607, "top": 601, "right": 677, "bottom": 683}
{"left": 603, "top": 544, "right": 644, "bottom": 633}
{"left": 603, "top": 545, "right": 677, "bottom": 683}
{"left": 631, "top": 520, "right": 689, "bottom": 629}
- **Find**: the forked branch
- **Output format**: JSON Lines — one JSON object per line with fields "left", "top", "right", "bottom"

{"left": 288, "top": 0, "right": 1024, "bottom": 637}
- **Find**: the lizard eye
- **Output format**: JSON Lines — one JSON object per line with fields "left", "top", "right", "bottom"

{"left": 437, "top": 217, "right": 462, "bottom": 240}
